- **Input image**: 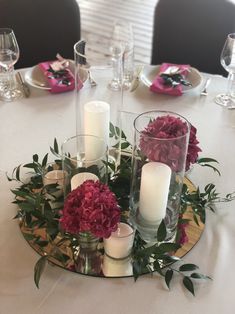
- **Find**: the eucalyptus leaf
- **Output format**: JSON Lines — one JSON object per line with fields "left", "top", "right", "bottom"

{"left": 33, "top": 154, "right": 39, "bottom": 162}
{"left": 23, "top": 233, "right": 36, "bottom": 241}
{"left": 179, "top": 263, "right": 199, "bottom": 272}
{"left": 54, "top": 138, "right": 59, "bottom": 154}
{"left": 132, "top": 260, "right": 142, "bottom": 281}
{"left": 153, "top": 260, "right": 164, "bottom": 276}
{"left": 109, "top": 122, "right": 115, "bottom": 137}
{"left": 12, "top": 212, "right": 23, "bottom": 219}
{"left": 158, "top": 243, "right": 180, "bottom": 253}
{"left": 23, "top": 163, "right": 38, "bottom": 169}
{"left": 190, "top": 272, "right": 212, "bottom": 280}
{"left": 42, "top": 153, "right": 48, "bottom": 167}
{"left": 34, "top": 255, "right": 47, "bottom": 288}
{"left": 16, "top": 165, "right": 21, "bottom": 181}
{"left": 197, "top": 157, "right": 219, "bottom": 164}
{"left": 121, "top": 142, "right": 130, "bottom": 149}
{"left": 165, "top": 269, "right": 174, "bottom": 289}
{"left": 183, "top": 276, "right": 195, "bottom": 296}
{"left": 34, "top": 240, "right": 49, "bottom": 247}
{"left": 18, "top": 202, "right": 35, "bottom": 213}
{"left": 157, "top": 220, "right": 166, "bottom": 242}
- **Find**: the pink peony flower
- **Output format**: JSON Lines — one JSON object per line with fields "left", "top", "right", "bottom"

{"left": 60, "top": 180, "right": 120, "bottom": 238}
{"left": 139, "top": 115, "right": 201, "bottom": 172}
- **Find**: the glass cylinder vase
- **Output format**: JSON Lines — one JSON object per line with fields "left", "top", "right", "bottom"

{"left": 74, "top": 36, "right": 124, "bottom": 172}
{"left": 129, "top": 111, "right": 190, "bottom": 244}
{"left": 61, "top": 134, "right": 108, "bottom": 196}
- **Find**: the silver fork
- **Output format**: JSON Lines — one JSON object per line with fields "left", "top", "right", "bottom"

{"left": 200, "top": 78, "right": 211, "bottom": 96}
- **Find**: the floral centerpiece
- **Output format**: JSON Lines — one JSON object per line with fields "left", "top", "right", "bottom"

{"left": 8, "top": 115, "right": 235, "bottom": 296}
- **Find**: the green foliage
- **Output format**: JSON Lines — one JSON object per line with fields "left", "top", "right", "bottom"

{"left": 180, "top": 182, "right": 235, "bottom": 225}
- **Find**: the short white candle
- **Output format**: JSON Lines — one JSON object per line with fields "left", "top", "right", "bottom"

{"left": 102, "top": 255, "right": 133, "bottom": 277}
{"left": 43, "top": 170, "right": 65, "bottom": 187}
{"left": 139, "top": 162, "right": 171, "bottom": 222}
{"left": 43, "top": 169, "right": 65, "bottom": 198}
{"left": 103, "top": 222, "right": 135, "bottom": 259}
{"left": 84, "top": 101, "right": 110, "bottom": 160}
{"left": 70, "top": 172, "right": 99, "bottom": 190}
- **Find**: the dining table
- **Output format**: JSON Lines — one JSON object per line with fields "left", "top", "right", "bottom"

{"left": 0, "top": 66, "right": 235, "bottom": 314}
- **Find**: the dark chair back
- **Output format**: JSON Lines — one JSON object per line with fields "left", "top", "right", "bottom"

{"left": 0, "top": 0, "right": 81, "bottom": 68}
{"left": 151, "top": 0, "right": 235, "bottom": 75}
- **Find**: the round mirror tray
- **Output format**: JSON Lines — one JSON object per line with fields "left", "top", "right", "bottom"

{"left": 19, "top": 178, "right": 204, "bottom": 278}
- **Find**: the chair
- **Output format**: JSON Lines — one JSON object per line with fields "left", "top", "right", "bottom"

{"left": 0, "top": 0, "right": 81, "bottom": 68}
{"left": 151, "top": 0, "right": 235, "bottom": 76}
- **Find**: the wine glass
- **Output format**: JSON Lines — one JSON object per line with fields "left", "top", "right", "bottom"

{"left": 109, "top": 19, "right": 134, "bottom": 90}
{"left": 0, "top": 28, "right": 22, "bottom": 101}
{"left": 215, "top": 33, "right": 235, "bottom": 108}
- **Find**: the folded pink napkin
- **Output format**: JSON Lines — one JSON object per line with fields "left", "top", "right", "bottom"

{"left": 150, "top": 63, "right": 190, "bottom": 96}
{"left": 38, "top": 61, "right": 75, "bottom": 93}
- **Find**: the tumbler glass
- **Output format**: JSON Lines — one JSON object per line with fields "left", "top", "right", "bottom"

{"left": 61, "top": 134, "right": 108, "bottom": 196}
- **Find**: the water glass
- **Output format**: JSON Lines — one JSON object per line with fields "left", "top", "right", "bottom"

{"left": 109, "top": 19, "right": 134, "bottom": 90}
{"left": 0, "top": 28, "right": 22, "bottom": 101}
{"left": 61, "top": 134, "right": 108, "bottom": 196}
{"left": 215, "top": 33, "right": 235, "bottom": 108}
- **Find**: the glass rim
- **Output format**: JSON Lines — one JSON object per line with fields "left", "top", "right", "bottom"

{"left": 228, "top": 33, "right": 235, "bottom": 38}
{"left": 74, "top": 40, "right": 86, "bottom": 58}
{"left": 61, "top": 134, "right": 108, "bottom": 163}
{"left": 0, "top": 28, "right": 14, "bottom": 35}
{"left": 134, "top": 110, "right": 191, "bottom": 141}
{"left": 74, "top": 39, "right": 115, "bottom": 70}
{"left": 108, "top": 222, "right": 135, "bottom": 239}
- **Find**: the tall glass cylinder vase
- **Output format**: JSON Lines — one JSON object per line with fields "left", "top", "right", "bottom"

{"left": 129, "top": 111, "right": 190, "bottom": 244}
{"left": 61, "top": 134, "right": 108, "bottom": 196}
{"left": 74, "top": 36, "right": 124, "bottom": 173}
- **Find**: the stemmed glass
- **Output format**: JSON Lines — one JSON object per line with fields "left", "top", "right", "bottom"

{"left": 0, "top": 28, "right": 22, "bottom": 101}
{"left": 215, "top": 33, "right": 235, "bottom": 108}
{"left": 109, "top": 19, "right": 134, "bottom": 91}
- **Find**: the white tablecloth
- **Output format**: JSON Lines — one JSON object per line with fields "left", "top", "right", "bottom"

{"left": 0, "top": 69, "right": 235, "bottom": 314}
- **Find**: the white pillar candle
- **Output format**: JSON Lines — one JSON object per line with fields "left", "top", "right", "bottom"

{"left": 70, "top": 172, "right": 99, "bottom": 190}
{"left": 139, "top": 162, "right": 171, "bottom": 222}
{"left": 84, "top": 101, "right": 110, "bottom": 160}
{"left": 103, "top": 223, "right": 135, "bottom": 259}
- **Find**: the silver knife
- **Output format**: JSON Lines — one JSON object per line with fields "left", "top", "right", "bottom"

{"left": 16, "top": 72, "right": 30, "bottom": 98}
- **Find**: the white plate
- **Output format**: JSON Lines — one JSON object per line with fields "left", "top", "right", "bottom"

{"left": 140, "top": 65, "right": 202, "bottom": 92}
{"left": 24, "top": 61, "right": 88, "bottom": 90}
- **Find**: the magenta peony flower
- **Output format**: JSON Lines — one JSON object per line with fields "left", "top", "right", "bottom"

{"left": 186, "top": 125, "right": 201, "bottom": 171}
{"left": 178, "top": 221, "right": 189, "bottom": 245}
{"left": 139, "top": 115, "right": 201, "bottom": 172}
{"left": 60, "top": 180, "right": 120, "bottom": 238}
{"left": 177, "top": 214, "right": 189, "bottom": 245}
